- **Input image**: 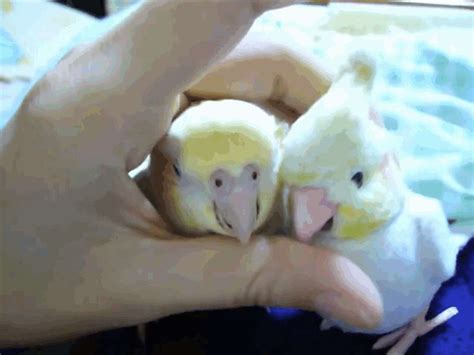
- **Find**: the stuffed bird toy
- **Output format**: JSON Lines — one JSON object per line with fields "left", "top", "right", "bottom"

{"left": 147, "top": 99, "right": 288, "bottom": 244}
{"left": 280, "top": 53, "right": 471, "bottom": 354}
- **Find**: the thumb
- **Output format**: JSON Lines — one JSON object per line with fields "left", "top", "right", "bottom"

{"left": 99, "top": 234, "right": 382, "bottom": 330}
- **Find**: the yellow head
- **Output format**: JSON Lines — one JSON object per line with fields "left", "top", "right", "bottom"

{"left": 281, "top": 52, "right": 405, "bottom": 242}
{"left": 150, "top": 100, "right": 287, "bottom": 243}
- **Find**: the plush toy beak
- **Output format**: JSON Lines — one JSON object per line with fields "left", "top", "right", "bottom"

{"left": 217, "top": 187, "right": 257, "bottom": 244}
{"left": 291, "top": 187, "right": 338, "bottom": 243}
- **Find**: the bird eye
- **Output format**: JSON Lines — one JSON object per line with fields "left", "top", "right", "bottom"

{"left": 172, "top": 164, "right": 181, "bottom": 177}
{"left": 210, "top": 170, "right": 230, "bottom": 193}
{"left": 351, "top": 171, "right": 363, "bottom": 188}
{"left": 252, "top": 171, "right": 258, "bottom": 180}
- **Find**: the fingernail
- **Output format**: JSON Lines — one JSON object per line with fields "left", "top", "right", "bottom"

{"left": 313, "top": 292, "right": 381, "bottom": 330}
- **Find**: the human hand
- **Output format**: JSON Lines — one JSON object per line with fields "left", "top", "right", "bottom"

{"left": 184, "top": 25, "right": 335, "bottom": 117}
{"left": 1, "top": 0, "right": 380, "bottom": 347}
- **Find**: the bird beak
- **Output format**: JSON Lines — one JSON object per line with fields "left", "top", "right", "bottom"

{"left": 291, "top": 187, "right": 338, "bottom": 243}
{"left": 218, "top": 187, "right": 257, "bottom": 244}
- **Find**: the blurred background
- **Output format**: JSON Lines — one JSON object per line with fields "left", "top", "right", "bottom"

{"left": 1, "top": 1, "right": 473, "bottom": 354}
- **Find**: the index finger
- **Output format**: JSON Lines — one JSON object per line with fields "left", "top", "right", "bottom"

{"left": 186, "top": 27, "right": 335, "bottom": 114}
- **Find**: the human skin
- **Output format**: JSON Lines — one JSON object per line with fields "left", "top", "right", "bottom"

{"left": 0, "top": 0, "right": 382, "bottom": 347}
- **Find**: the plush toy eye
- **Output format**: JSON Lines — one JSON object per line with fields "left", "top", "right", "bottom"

{"left": 215, "top": 179, "right": 223, "bottom": 187}
{"left": 172, "top": 163, "right": 181, "bottom": 177}
{"left": 351, "top": 171, "right": 363, "bottom": 188}
{"left": 252, "top": 171, "right": 258, "bottom": 180}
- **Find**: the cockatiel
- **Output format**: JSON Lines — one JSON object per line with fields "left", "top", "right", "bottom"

{"left": 131, "top": 99, "right": 287, "bottom": 344}
{"left": 280, "top": 53, "right": 471, "bottom": 354}
{"left": 146, "top": 99, "right": 288, "bottom": 244}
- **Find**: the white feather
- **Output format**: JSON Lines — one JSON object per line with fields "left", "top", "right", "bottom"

{"left": 314, "top": 191, "right": 471, "bottom": 334}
